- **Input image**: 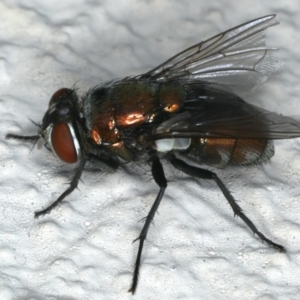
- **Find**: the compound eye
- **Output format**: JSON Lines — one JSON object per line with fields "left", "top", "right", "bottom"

{"left": 49, "top": 88, "right": 73, "bottom": 107}
{"left": 51, "top": 122, "right": 78, "bottom": 163}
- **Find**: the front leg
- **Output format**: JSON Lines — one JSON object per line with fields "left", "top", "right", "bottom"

{"left": 128, "top": 157, "right": 167, "bottom": 294}
{"left": 34, "top": 156, "right": 87, "bottom": 218}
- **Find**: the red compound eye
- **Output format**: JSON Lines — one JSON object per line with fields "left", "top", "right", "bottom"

{"left": 51, "top": 122, "right": 78, "bottom": 163}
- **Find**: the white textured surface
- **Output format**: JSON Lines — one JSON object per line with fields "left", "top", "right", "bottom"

{"left": 1, "top": 1, "right": 300, "bottom": 299}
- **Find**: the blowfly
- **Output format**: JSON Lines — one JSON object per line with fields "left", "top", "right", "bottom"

{"left": 6, "top": 15, "right": 300, "bottom": 293}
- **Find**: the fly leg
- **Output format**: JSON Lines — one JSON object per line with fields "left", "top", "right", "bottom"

{"left": 34, "top": 156, "right": 87, "bottom": 218}
{"left": 129, "top": 157, "right": 167, "bottom": 294}
{"left": 169, "top": 154, "right": 286, "bottom": 253}
{"left": 6, "top": 133, "right": 40, "bottom": 141}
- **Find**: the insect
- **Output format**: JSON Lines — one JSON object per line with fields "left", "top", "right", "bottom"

{"left": 6, "top": 15, "right": 300, "bottom": 294}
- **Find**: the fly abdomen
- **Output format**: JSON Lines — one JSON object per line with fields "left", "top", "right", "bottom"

{"left": 185, "top": 137, "right": 274, "bottom": 168}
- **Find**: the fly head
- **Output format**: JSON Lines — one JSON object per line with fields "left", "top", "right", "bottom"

{"left": 38, "top": 88, "right": 82, "bottom": 164}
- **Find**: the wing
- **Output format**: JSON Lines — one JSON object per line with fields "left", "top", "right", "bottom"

{"left": 142, "top": 15, "right": 282, "bottom": 94}
{"left": 151, "top": 90, "right": 300, "bottom": 140}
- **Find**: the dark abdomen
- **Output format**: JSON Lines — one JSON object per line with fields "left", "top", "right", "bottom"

{"left": 185, "top": 137, "right": 274, "bottom": 168}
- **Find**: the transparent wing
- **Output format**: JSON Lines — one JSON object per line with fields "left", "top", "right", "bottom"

{"left": 152, "top": 92, "right": 300, "bottom": 140}
{"left": 143, "top": 15, "right": 282, "bottom": 94}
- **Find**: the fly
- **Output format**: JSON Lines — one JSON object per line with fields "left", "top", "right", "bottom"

{"left": 6, "top": 15, "right": 300, "bottom": 294}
